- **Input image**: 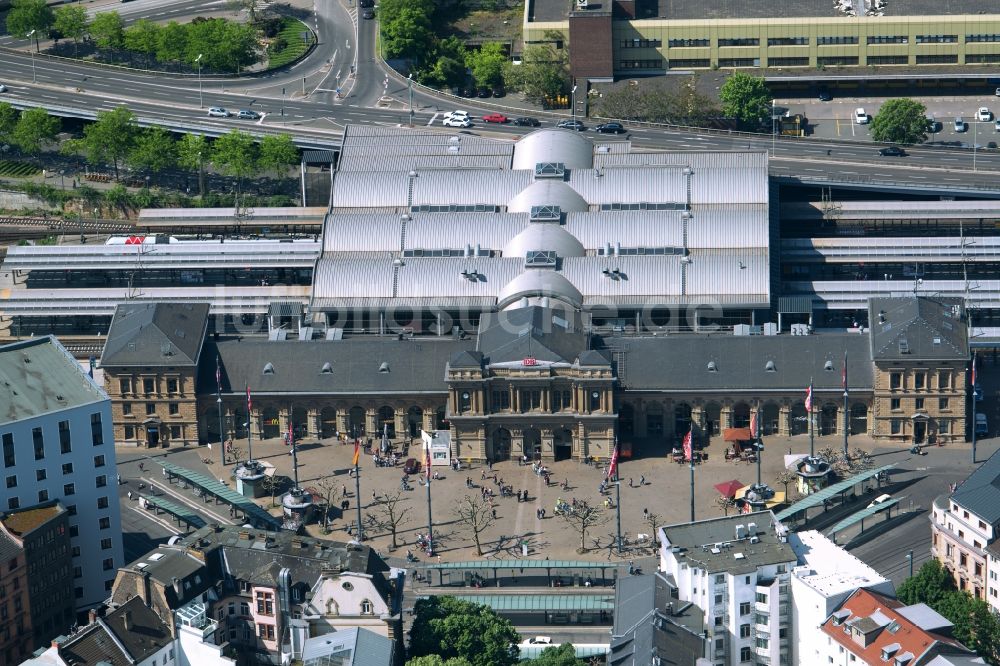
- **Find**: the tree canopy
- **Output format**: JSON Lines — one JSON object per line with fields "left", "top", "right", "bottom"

{"left": 89, "top": 11, "right": 126, "bottom": 51}
{"left": 870, "top": 97, "right": 928, "bottom": 145}
{"left": 466, "top": 43, "right": 506, "bottom": 88}
{"left": 408, "top": 596, "right": 519, "bottom": 666}
{"left": 258, "top": 134, "right": 300, "bottom": 175}
{"left": 406, "top": 657, "right": 474, "bottom": 666}
{"left": 597, "top": 76, "right": 718, "bottom": 126}
{"left": 504, "top": 34, "right": 569, "bottom": 105}
{"left": 53, "top": 4, "right": 88, "bottom": 46}
{"left": 6, "top": 0, "right": 54, "bottom": 49}
{"left": 79, "top": 107, "right": 138, "bottom": 179}
{"left": 11, "top": 107, "right": 60, "bottom": 155}
{"left": 527, "top": 643, "right": 587, "bottom": 666}
{"left": 128, "top": 127, "right": 177, "bottom": 174}
{"left": 0, "top": 103, "right": 18, "bottom": 146}
{"left": 719, "top": 72, "right": 771, "bottom": 128}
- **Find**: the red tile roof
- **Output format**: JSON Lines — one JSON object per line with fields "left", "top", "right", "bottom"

{"left": 820, "top": 588, "right": 967, "bottom": 665}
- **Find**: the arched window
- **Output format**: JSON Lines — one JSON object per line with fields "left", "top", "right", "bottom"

{"left": 361, "top": 599, "right": 373, "bottom": 615}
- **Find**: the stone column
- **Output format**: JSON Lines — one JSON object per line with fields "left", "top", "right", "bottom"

{"left": 635, "top": 402, "right": 648, "bottom": 438}
{"left": 394, "top": 407, "right": 407, "bottom": 438}
{"left": 336, "top": 408, "right": 349, "bottom": 435}
{"left": 278, "top": 407, "right": 290, "bottom": 441}
{"left": 422, "top": 408, "right": 436, "bottom": 433}
{"left": 779, "top": 404, "right": 791, "bottom": 436}
{"left": 511, "top": 435, "right": 524, "bottom": 460}
{"left": 308, "top": 408, "right": 320, "bottom": 438}
{"left": 691, "top": 406, "right": 704, "bottom": 435}
{"left": 664, "top": 400, "right": 676, "bottom": 439}
{"left": 541, "top": 429, "right": 554, "bottom": 461}
{"left": 249, "top": 407, "right": 262, "bottom": 440}
{"left": 365, "top": 407, "right": 377, "bottom": 434}
{"left": 721, "top": 405, "right": 733, "bottom": 431}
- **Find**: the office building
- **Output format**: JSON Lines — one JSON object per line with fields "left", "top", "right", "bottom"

{"left": 0, "top": 336, "right": 123, "bottom": 610}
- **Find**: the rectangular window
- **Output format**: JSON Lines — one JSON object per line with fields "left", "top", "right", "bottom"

{"left": 940, "top": 397, "right": 950, "bottom": 410}
{"left": 143, "top": 378, "right": 154, "bottom": 394}
{"left": 37, "top": 490, "right": 48, "bottom": 502}
{"left": 916, "top": 54, "right": 958, "bottom": 64}
{"left": 867, "top": 55, "right": 909, "bottom": 65}
{"left": 890, "top": 372, "right": 902, "bottom": 389}
{"left": 768, "top": 37, "right": 808, "bottom": 46}
{"left": 170, "top": 425, "right": 181, "bottom": 440}
{"left": 915, "top": 398, "right": 924, "bottom": 410}
{"left": 166, "top": 378, "right": 178, "bottom": 394}
{"left": 916, "top": 34, "right": 957, "bottom": 43}
{"left": 145, "top": 403, "right": 156, "bottom": 416}
{"left": 491, "top": 391, "right": 510, "bottom": 411}
{"left": 169, "top": 403, "right": 180, "bottom": 416}
{"left": 890, "top": 398, "right": 901, "bottom": 410}
{"left": 94, "top": 455, "right": 105, "bottom": 468}
{"left": 939, "top": 371, "right": 952, "bottom": 389}
{"left": 91, "top": 413, "right": 104, "bottom": 446}
{"left": 97, "top": 496, "right": 109, "bottom": 510}
{"left": 967, "top": 34, "right": 1000, "bottom": 42}
{"left": 122, "top": 403, "right": 132, "bottom": 416}
{"left": 6, "top": 499, "right": 17, "bottom": 511}
{"left": 3, "top": 477, "right": 13, "bottom": 489}
{"left": 36, "top": 469, "right": 46, "bottom": 482}
{"left": 755, "top": 592, "right": 768, "bottom": 604}
{"left": 101, "top": 538, "right": 112, "bottom": 550}
{"left": 63, "top": 483, "right": 75, "bottom": 497}
{"left": 69, "top": 526, "right": 79, "bottom": 538}
{"left": 618, "top": 59, "right": 664, "bottom": 69}
{"left": 741, "top": 647, "right": 752, "bottom": 661}
{"left": 768, "top": 57, "right": 809, "bottom": 67}
{"left": 99, "top": 517, "right": 110, "bottom": 530}
{"left": 620, "top": 38, "right": 662, "bottom": 48}
{"left": 119, "top": 378, "right": 131, "bottom": 394}
{"left": 719, "top": 38, "right": 759, "bottom": 47}
{"left": 667, "top": 58, "right": 711, "bottom": 69}
{"left": 915, "top": 372, "right": 926, "bottom": 390}
{"left": 66, "top": 505, "right": 76, "bottom": 516}
{"left": 868, "top": 35, "right": 908, "bottom": 44}
{"left": 740, "top": 623, "right": 751, "bottom": 638}
{"left": 718, "top": 58, "right": 758, "bottom": 68}
{"left": 62, "top": 463, "right": 74, "bottom": 475}
{"left": 73, "top": 566, "right": 81, "bottom": 578}
{"left": 967, "top": 53, "right": 1000, "bottom": 63}
{"left": 102, "top": 558, "right": 114, "bottom": 571}
{"left": 58, "top": 421, "right": 72, "bottom": 454}
{"left": 2, "top": 434, "right": 13, "bottom": 469}
{"left": 668, "top": 38, "right": 709, "bottom": 48}
{"left": 740, "top": 602, "right": 751, "bottom": 615}
{"left": 817, "top": 35, "right": 858, "bottom": 45}
{"left": 891, "top": 419, "right": 903, "bottom": 434}
{"left": 818, "top": 55, "right": 859, "bottom": 66}
{"left": 96, "top": 475, "right": 107, "bottom": 488}
{"left": 124, "top": 426, "right": 135, "bottom": 439}
{"left": 32, "top": 428, "right": 44, "bottom": 461}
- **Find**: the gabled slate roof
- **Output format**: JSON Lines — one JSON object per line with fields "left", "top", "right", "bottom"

{"left": 477, "top": 306, "right": 592, "bottom": 365}
{"left": 950, "top": 447, "right": 1000, "bottom": 523}
{"left": 101, "top": 302, "right": 209, "bottom": 367}
{"left": 868, "top": 296, "right": 968, "bottom": 362}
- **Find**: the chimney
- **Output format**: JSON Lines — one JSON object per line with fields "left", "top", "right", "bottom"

{"left": 123, "top": 610, "right": 133, "bottom": 632}
{"left": 735, "top": 524, "right": 746, "bottom": 539}
{"left": 747, "top": 522, "right": 758, "bottom": 536}
{"left": 88, "top": 608, "right": 98, "bottom": 625}
{"left": 139, "top": 570, "right": 151, "bottom": 605}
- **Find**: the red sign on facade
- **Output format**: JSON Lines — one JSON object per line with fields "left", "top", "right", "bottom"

{"left": 522, "top": 357, "right": 537, "bottom": 366}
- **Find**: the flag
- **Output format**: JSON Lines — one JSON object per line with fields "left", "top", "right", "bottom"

{"left": 972, "top": 353, "right": 978, "bottom": 387}
{"left": 352, "top": 440, "right": 360, "bottom": 466}
{"left": 246, "top": 385, "right": 252, "bottom": 413}
{"left": 607, "top": 441, "right": 620, "bottom": 480}
{"left": 216, "top": 355, "right": 222, "bottom": 395}
{"left": 682, "top": 431, "right": 693, "bottom": 462}
{"left": 750, "top": 410, "right": 758, "bottom": 440}
{"left": 805, "top": 383, "right": 813, "bottom": 412}
{"left": 425, "top": 445, "right": 432, "bottom": 480}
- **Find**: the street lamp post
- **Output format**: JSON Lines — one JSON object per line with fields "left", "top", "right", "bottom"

{"left": 26, "top": 31, "right": 36, "bottom": 83}
{"left": 571, "top": 84, "right": 578, "bottom": 126}
{"left": 974, "top": 118, "right": 978, "bottom": 171}
{"left": 195, "top": 54, "right": 204, "bottom": 108}
{"left": 408, "top": 74, "right": 414, "bottom": 127}
{"left": 771, "top": 99, "right": 776, "bottom": 157}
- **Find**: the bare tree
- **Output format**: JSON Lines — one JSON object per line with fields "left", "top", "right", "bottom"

{"left": 226, "top": 445, "right": 245, "bottom": 466}
{"left": 775, "top": 470, "right": 796, "bottom": 498}
{"left": 558, "top": 500, "right": 608, "bottom": 553}
{"left": 715, "top": 495, "right": 736, "bottom": 516}
{"left": 848, "top": 447, "right": 874, "bottom": 473}
{"left": 260, "top": 474, "right": 283, "bottom": 507}
{"left": 643, "top": 511, "right": 663, "bottom": 546}
{"left": 368, "top": 490, "right": 412, "bottom": 550}
{"left": 453, "top": 494, "right": 496, "bottom": 556}
{"left": 313, "top": 474, "right": 340, "bottom": 533}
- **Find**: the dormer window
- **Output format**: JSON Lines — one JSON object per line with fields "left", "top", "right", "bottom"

{"left": 321, "top": 362, "right": 333, "bottom": 374}
{"left": 361, "top": 599, "right": 374, "bottom": 615}
{"left": 707, "top": 361, "right": 718, "bottom": 372}
{"left": 263, "top": 363, "right": 274, "bottom": 375}
{"left": 378, "top": 362, "right": 389, "bottom": 373}
{"left": 881, "top": 642, "right": 900, "bottom": 661}
{"left": 765, "top": 360, "right": 776, "bottom": 372}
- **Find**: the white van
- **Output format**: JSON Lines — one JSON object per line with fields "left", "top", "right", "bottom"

{"left": 867, "top": 493, "right": 892, "bottom": 509}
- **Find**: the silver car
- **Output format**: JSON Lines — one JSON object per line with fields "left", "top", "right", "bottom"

{"left": 236, "top": 110, "right": 260, "bottom": 120}
{"left": 207, "top": 107, "right": 230, "bottom": 118}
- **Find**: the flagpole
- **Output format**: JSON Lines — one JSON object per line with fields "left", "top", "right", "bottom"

{"left": 354, "top": 434, "right": 363, "bottom": 541}
{"left": 689, "top": 448, "right": 696, "bottom": 523}
{"left": 755, "top": 400, "right": 762, "bottom": 487}
{"left": 808, "top": 377, "right": 815, "bottom": 458}
{"left": 289, "top": 407, "right": 300, "bottom": 491}
{"left": 972, "top": 352, "right": 978, "bottom": 464}
{"left": 216, "top": 355, "right": 224, "bottom": 468}
{"left": 425, "top": 440, "right": 434, "bottom": 556}
{"left": 843, "top": 351, "right": 849, "bottom": 457}
{"left": 246, "top": 385, "right": 255, "bottom": 464}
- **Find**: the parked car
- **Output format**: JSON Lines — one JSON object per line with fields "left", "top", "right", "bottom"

{"left": 995, "top": 119, "right": 1000, "bottom": 131}
{"left": 477, "top": 87, "right": 491, "bottom": 98}
{"left": 596, "top": 122, "right": 626, "bottom": 134}
{"left": 878, "top": 146, "right": 906, "bottom": 157}
{"left": 854, "top": 108, "right": 868, "bottom": 124}
{"left": 527, "top": 637, "right": 553, "bottom": 645}
{"left": 482, "top": 113, "right": 509, "bottom": 124}
{"left": 557, "top": 119, "right": 585, "bottom": 131}
{"left": 492, "top": 86, "right": 505, "bottom": 98}
{"left": 460, "top": 87, "right": 475, "bottom": 98}
{"left": 361, "top": 8, "right": 375, "bottom": 19}
{"left": 867, "top": 494, "right": 893, "bottom": 509}
{"left": 442, "top": 116, "right": 472, "bottom": 128}
{"left": 359, "top": 0, "right": 374, "bottom": 6}
{"left": 926, "top": 116, "right": 939, "bottom": 133}
{"left": 236, "top": 109, "right": 260, "bottom": 120}
{"left": 978, "top": 107, "right": 993, "bottom": 122}
{"left": 513, "top": 116, "right": 540, "bottom": 127}
{"left": 207, "top": 107, "right": 230, "bottom": 118}
{"left": 817, "top": 89, "right": 832, "bottom": 101}
{"left": 444, "top": 110, "right": 470, "bottom": 121}
{"left": 955, "top": 117, "right": 968, "bottom": 132}
{"left": 0, "top": 84, "right": 7, "bottom": 93}
{"left": 403, "top": 458, "right": 420, "bottom": 474}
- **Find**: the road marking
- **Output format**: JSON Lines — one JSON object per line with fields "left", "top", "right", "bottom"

{"left": 128, "top": 504, "right": 182, "bottom": 535}
{"left": 427, "top": 113, "right": 440, "bottom": 126}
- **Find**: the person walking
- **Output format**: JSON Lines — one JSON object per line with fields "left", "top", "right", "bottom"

{"left": 628, "top": 477, "right": 633, "bottom": 488}
{"left": 639, "top": 475, "right": 645, "bottom": 486}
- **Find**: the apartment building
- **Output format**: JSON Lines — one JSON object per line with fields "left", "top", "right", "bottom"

{"left": 659, "top": 511, "right": 797, "bottom": 666}
{"left": 818, "top": 588, "right": 977, "bottom": 665}
{"left": 0, "top": 336, "right": 123, "bottom": 610}
{"left": 100, "top": 302, "right": 209, "bottom": 448}
{"left": 930, "top": 448, "right": 1000, "bottom": 601}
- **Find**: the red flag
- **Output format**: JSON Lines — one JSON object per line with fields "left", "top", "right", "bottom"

{"left": 749, "top": 411, "right": 758, "bottom": 439}
{"left": 972, "top": 353, "right": 978, "bottom": 386}
{"left": 425, "top": 446, "right": 432, "bottom": 480}
{"left": 352, "top": 440, "right": 360, "bottom": 466}
{"left": 804, "top": 384, "right": 813, "bottom": 412}
{"left": 682, "top": 431, "right": 693, "bottom": 462}
{"left": 607, "top": 441, "right": 620, "bottom": 480}
{"left": 246, "top": 385, "right": 252, "bottom": 413}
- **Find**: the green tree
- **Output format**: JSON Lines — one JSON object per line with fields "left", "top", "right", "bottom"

{"left": 53, "top": 4, "right": 88, "bottom": 55}
{"left": 408, "top": 597, "right": 519, "bottom": 666}
{"left": 719, "top": 71, "right": 771, "bottom": 129}
{"left": 156, "top": 21, "right": 189, "bottom": 64}
{"left": 177, "top": 132, "right": 209, "bottom": 195}
{"left": 504, "top": 40, "right": 569, "bottom": 105}
{"left": 870, "top": 97, "right": 928, "bottom": 145}
{"left": 80, "top": 106, "right": 138, "bottom": 179}
{"left": 6, "top": 0, "right": 54, "bottom": 51}
{"left": 406, "top": 657, "right": 473, "bottom": 666}
{"left": 124, "top": 18, "right": 162, "bottom": 65}
{"left": 211, "top": 129, "right": 258, "bottom": 205}
{"left": 0, "top": 102, "right": 17, "bottom": 145}
{"left": 128, "top": 127, "right": 176, "bottom": 176}
{"left": 897, "top": 559, "right": 955, "bottom": 607}
{"left": 528, "top": 644, "right": 586, "bottom": 666}
{"left": 381, "top": 6, "right": 434, "bottom": 62}
{"left": 104, "top": 183, "right": 130, "bottom": 211}
{"left": 466, "top": 42, "right": 506, "bottom": 87}
{"left": 258, "top": 134, "right": 299, "bottom": 175}
{"left": 12, "top": 107, "right": 60, "bottom": 155}
{"left": 90, "top": 11, "right": 125, "bottom": 55}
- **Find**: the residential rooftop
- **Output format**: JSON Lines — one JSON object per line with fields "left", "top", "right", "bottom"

{"left": 949, "top": 447, "right": 1000, "bottom": 525}
{"left": 0, "top": 336, "right": 107, "bottom": 426}
{"left": 0, "top": 501, "right": 66, "bottom": 538}
{"left": 788, "top": 530, "right": 891, "bottom": 598}
{"left": 660, "top": 511, "right": 796, "bottom": 574}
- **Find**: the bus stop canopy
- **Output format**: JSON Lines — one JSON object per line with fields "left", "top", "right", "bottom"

{"left": 774, "top": 464, "right": 895, "bottom": 521}
{"left": 419, "top": 594, "right": 615, "bottom": 612}
{"left": 829, "top": 498, "right": 901, "bottom": 534}
{"left": 140, "top": 493, "right": 206, "bottom": 529}
{"left": 425, "top": 560, "right": 613, "bottom": 571}
{"left": 156, "top": 460, "right": 282, "bottom": 529}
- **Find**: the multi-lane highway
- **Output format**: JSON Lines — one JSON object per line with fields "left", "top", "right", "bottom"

{"left": 0, "top": 0, "right": 998, "bottom": 189}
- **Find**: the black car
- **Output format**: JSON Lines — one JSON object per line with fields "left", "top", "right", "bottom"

{"left": 557, "top": 119, "right": 585, "bottom": 131}
{"left": 460, "top": 87, "right": 475, "bottom": 98}
{"left": 361, "top": 7, "right": 374, "bottom": 19}
{"left": 492, "top": 86, "right": 505, "bottom": 98}
{"left": 477, "top": 87, "right": 491, "bottom": 98}
{"left": 359, "top": 0, "right": 374, "bottom": 6}
{"left": 596, "top": 122, "right": 626, "bottom": 134}
{"left": 818, "top": 89, "right": 832, "bottom": 101}
{"left": 513, "top": 116, "right": 540, "bottom": 127}
{"left": 878, "top": 146, "right": 906, "bottom": 157}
